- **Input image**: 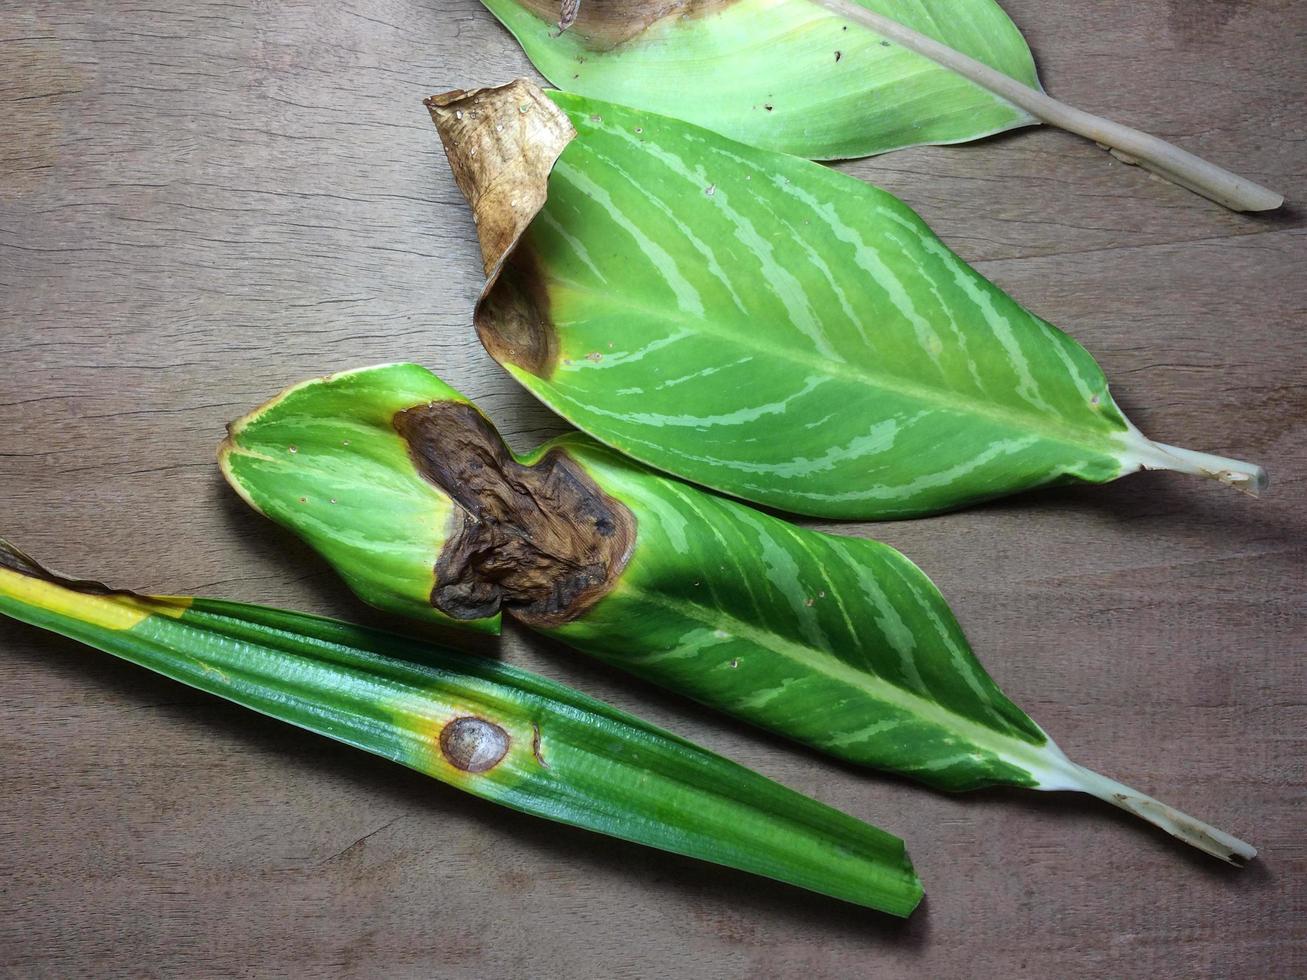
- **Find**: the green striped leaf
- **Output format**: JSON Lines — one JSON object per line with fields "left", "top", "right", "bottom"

{"left": 220, "top": 364, "right": 1257, "bottom": 864}
{"left": 478, "top": 0, "right": 1041, "bottom": 159}
{"left": 428, "top": 81, "right": 1266, "bottom": 520}
{"left": 0, "top": 539, "right": 922, "bottom": 915}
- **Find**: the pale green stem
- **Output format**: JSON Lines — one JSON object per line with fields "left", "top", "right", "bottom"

{"left": 814, "top": 0, "right": 1284, "bottom": 212}
{"left": 1117, "top": 423, "right": 1269, "bottom": 496}
{"left": 1049, "top": 760, "right": 1257, "bottom": 865}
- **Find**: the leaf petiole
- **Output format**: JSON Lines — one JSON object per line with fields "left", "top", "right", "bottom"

{"left": 814, "top": 0, "right": 1283, "bottom": 212}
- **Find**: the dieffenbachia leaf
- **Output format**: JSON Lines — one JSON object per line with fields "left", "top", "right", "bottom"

{"left": 427, "top": 81, "right": 1268, "bottom": 520}
{"left": 0, "top": 538, "right": 923, "bottom": 915}
{"left": 479, "top": 1, "right": 1282, "bottom": 211}
{"left": 482, "top": 0, "right": 1040, "bottom": 160}
{"left": 220, "top": 363, "right": 1257, "bottom": 865}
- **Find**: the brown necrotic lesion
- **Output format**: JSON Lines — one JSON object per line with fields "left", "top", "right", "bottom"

{"left": 515, "top": 0, "right": 735, "bottom": 49}
{"left": 393, "top": 402, "right": 635, "bottom": 628}
{"left": 440, "top": 716, "right": 511, "bottom": 772}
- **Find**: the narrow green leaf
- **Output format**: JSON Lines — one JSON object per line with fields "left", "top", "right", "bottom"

{"left": 0, "top": 538, "right": 922, "bottom": 916}
{"left": 428, "top": 81, "right": 1267, "bottom": 520}
{"left": 479, "top": 0, "right": 1041, "bottom": 160}
{"left": 221, "top": 363, "right": 1257, "bottom": 865}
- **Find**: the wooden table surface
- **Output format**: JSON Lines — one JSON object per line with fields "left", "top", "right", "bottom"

{"left": 2, "top": 2, "right": 1303, "bottom": 977}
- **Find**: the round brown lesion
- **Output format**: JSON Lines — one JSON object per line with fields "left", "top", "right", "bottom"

{"left": 440, "top": 716, "right": 511, "bottom": 772}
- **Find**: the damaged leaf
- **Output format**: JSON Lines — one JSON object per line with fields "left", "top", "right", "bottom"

{"left": 477, "top": 2, "right": 1281, "bottom": 210}
{"left": 221, "top": 364, "right": 1257, "bottom": 865}
{"left": 480, "top": 0, "right": 1042, "bottom": 159}
{"left": 429, "top": 81, "right": 1267, "bottom": 520}
{"left": 0, "top": 537, "right": 923, "bottom": 915}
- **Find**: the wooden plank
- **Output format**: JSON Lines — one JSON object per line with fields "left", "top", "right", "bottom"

{"left": 1, "top": 1, "right": 1303, "bottom": 976}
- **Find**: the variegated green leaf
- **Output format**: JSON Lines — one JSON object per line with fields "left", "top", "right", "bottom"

{"left": 220, "top": 363, "right": 1257, "bottom": 864}
{"left": 428, "top": 81, "right": 1266, "bottom": 520}
{"left": 478, "top": 0, "right": 1041, "bottom": 160}
{"left": 476, "top": 2, "right": 1282, "bottom": 211}
{"left": 0, "top": 539, "right": 923, "bottom": 915}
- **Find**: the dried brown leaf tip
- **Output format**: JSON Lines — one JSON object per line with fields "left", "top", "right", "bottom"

{"left": 427, "top": 81, "right": 573, "bottom": 379}
{"left": 393, "top": 401, "right": 635, "bottom": 629}
{"left": 425, "top": 80, "right": 577, "bottom": 277}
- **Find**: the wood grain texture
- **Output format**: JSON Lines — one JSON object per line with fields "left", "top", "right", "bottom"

{"left": 1, "top": 1, "right": 1303, "bottom": 976}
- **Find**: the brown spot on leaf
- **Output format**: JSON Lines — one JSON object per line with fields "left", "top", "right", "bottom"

{"left": 393, "top": 401, "right": 635, "bottom": 628}
{"left": 514, "top": 0, "right": 736, "bottom": 50}
{"left": 440, "top": 716, "right": 510, "bottom": 772}
{"left": 476, "top": 235, "right": 559, "bottom": 377}
{"left": 531, "top": 723, "right": 551, "bottom": 768}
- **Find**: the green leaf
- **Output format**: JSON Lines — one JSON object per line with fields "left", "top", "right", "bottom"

{"left": 220, "top": 364, "right": 500, "bottom": 633}
{"left": 478, "top": 3, "right": 1282, "bottom": 212}
{"left": 479, "top": 0, "right": 1041, "bottom": 159}
{"left": 220, "top": 363, "right": 1257, "bottom": 865}
{"left": 428, "top": 81, "right": 1266, "bottom": 520}
{"left": 0, "top": 538, "right": 923, "bottom": 916}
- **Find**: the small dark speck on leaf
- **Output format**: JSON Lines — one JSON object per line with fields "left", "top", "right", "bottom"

{"left": 835, "top": 51, "right": 842, "bottom": 62}
{"left": 587, "top": 351, "right": 603, "bottom": 362}
{"left": 880, "top": 39, "right": 891, "bottom": 46}
{"left": 729, "top": 659, "right": 739, "bottom": 669}
{"left": 590, "top": 113, "right": 603, "bottom": 124}
{"left": 705, "top": 184, "right": 716, "bottom": 197}
{"left": 634, "top": 126, "right": 643, "bottom": 134}
{"left": 299, "top": 497, "right": 307, "bottom": 504}
{"left": 764, "top": 104, "right": 774, "bottom": 111}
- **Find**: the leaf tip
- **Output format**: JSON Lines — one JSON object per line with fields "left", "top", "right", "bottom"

{"left": 425, "top": 79, "right": 577, "bottom": 277}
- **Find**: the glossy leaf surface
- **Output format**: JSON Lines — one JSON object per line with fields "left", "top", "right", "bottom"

{"left": 0, "top": 540, "right": 922, "bottom": 916}
{"left": 221, "top": 364, "right": 1257, "bottom": 864}
{"left": 430, "top": 81, "right": 1266, "bottom": 520}
{"left": 479, "top": 0, "right": 1041, "bottom": 159}
{"left": 221, "top": 366, "right": 498, "bottom": 632}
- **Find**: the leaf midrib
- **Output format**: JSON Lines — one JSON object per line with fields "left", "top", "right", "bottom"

{"left": 539, "top": 270, "right": 1127, "bottom": 465}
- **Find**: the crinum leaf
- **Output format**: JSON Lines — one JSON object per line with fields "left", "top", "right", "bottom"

{"left": 220, "top": 363, "right": 1257, "bottom": 865}
{"left": 479, "top": 1, "right": 1281, "bottom": 210}
{"left": 427, "top": 80, "right": 1268, "bottom": 521}
{"left": 0, "top": 538, "right": 923, "bottom": 916}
